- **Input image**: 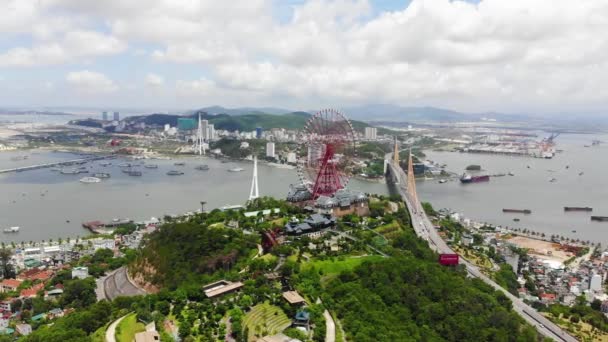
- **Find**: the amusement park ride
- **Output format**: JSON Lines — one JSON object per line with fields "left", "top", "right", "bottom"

{"left": 296, "top": 108, "right": 356, "bottom": 199}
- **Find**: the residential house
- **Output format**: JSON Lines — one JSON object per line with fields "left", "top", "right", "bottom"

{"left": 15, "top": 323, "right": 32, "bottom": 336}
{"left": 0, "top": 279, "right": 22, "bottom": 293}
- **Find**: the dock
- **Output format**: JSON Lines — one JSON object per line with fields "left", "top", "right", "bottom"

{"left": 0, "top": 155, "right": 114, "bottom": 174}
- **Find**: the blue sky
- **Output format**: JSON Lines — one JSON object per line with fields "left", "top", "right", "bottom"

{"left": 0, "top": 0, "right": 606, "bottom": 115}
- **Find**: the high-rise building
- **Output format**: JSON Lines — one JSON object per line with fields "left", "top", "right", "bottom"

{"left": 113, "top": 111, "right": 120, "bottom": 121}
{"left": 208, "top": 124, "right": 215, "bottom": 141}
{"left": 266, "top": 142, "right": 275, "bottom": 158}
{"left": 201, "top": 120, "right": 209, "bottom": 141}
{"left": 255, "top": 127, "right": 263, "bottom": 139}
{"left": 102, "top": 111, "right": 108, "bottom": 121}
{"left": 364, "top": 127, "right": 377, "bottom": 140}
{"left": 177, "top": 118, "right": 197, "bottom": 130}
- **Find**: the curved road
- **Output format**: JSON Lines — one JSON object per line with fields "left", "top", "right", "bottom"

{"left": 101, "top": 267, "right": 147, "bottom": 301}
{"left": 386, "top": 155, "right": 577, "bottom": 342}
{"left": 105, "top": 314, "right": 127, "bottom": 342}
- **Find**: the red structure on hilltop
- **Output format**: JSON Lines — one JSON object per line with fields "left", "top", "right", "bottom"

{"left": 296, "top": 109, "right": 356, "bottom": 199}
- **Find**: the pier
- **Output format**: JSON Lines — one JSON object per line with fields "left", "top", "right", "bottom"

{"left": 0, "top": 155, "right": 114, "bottom": 174}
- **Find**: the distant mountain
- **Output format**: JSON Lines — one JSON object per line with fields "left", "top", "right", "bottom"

{"left": 189, "top": 106, "right": 292, "bottom": 116}
{"left": 344, "top": 104, "right": 529, "bottom": 123}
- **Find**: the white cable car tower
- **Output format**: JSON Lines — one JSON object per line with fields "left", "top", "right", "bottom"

{"left": 249, "top": 155, "right": 259, "bottom": 200}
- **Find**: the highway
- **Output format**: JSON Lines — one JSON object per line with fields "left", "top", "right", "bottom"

{"left": 385, "top": 155, "right": 577, "bottom": 342}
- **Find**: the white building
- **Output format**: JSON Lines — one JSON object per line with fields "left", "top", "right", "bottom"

{"left": 164, "top": 124, "right": 170, "bottom": 132}
{"left": 240, "top": 142, "right": 250, "bottom": 149}
{"left": 71, "top": 266, "right": 89, "bottom": 279}
{"left": 208, "top": 124, "right": 215, "bottom": 141}
{"left": 364, "top": 127, "right": 377, "bottom": 140}
{"left": 590, "top": 273, "right": 603, "bottom": 292}
{"left": 201, "top": 120, "right": 209, "bottom": 141}
{"left": 287, "top": 152, "right": 297, "bottom": 163}
{"left": 266, "top": 142, "right": 276, "bottom": 158}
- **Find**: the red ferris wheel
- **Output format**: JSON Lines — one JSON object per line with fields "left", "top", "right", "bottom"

{"left": 296, "top": 109, "right": 357, "bottom": 199}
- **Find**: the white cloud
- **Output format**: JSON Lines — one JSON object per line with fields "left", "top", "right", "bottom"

{"left": 3, "top": 0, "right": 608, "bottom": 112}
{"left": 0, "top": 30, "right": 126, "bottom": 67}
{"left": 145, "top": 73, "right": 164, "bottom": 87}
{"left": 66, "top": 70, "right": 117, "bottom": 93}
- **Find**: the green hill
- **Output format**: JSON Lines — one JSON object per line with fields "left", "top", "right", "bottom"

{"left": 125, "top": 111, "right": 380, "bottom": 133}
{"left": 129, "top": 214, "right": 259, "bottom": 289}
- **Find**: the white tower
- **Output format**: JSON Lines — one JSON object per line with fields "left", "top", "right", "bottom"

{"left": 194, "top": 112, "right": 205, "bottom": 155}
{"left": 249, "top": 156, "right": 259, "bottom": 200}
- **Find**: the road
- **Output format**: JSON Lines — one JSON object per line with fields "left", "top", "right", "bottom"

{"left": 105, "top": 314, "right": 127, "bottom": 342}
{"left": 324, "top": 310, "right": 336, "bottom": 342}
{"left": 101, "top": 267, "right": 147, "bottom": 301}
{"left": 386, "top": 155, "right": 577, "bottom": 342}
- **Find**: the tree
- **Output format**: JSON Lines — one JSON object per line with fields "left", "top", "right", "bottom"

{"left": 0, "top": 248, "right": 15, "bottom": 279}
{"left": 60, "top": 278, "right": 96, "bottom": 308}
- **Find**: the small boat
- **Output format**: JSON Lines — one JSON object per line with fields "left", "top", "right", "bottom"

{"left": 92, "top": 172, "right": 111, "bottom": 178}
{"left": 144, "top": 164, "right": 159, "bottom": 169}
{"left": 508, "top": 172, "right": 514, "bottom": 176}
{"left": 128, "top": 170, "right": 143, "bottom": 177}
{"left": 79, "top": 176, "right": 101, "bottom": 183}
{"left": 195, "top": 165, "right": 210, "bottom": 171}
{"left": 3, "top": 226, "right": 19, "bottom": 233}
{"left": 572, "top": 230, "right": 577, "bottom": 233}
{"left": 99, "top": 162, "right": 112, "bottom": 167}
{"left": 174, "top": 162, "right": 186, "bottom": 166}
{"left": 228, "top": 167, "right": 244, "bottom": 172}
{"left": 167, "top": 170, "right": 184, "bottom": 176}
{"left": 579, "top": 172, "right": 584, "bottom": 176}
{"left": 513, "top": 218, "right": 520, "bottom": 222}
{"left": 526, "top": 165, "right": 530, "bottom": 169}
{"left": 118, "top": 162, "right": 132, "bottom": 168}
{"left": 438, "top": 179, "right": 447, "bottom": 184}
{"left": 549, "top": 178, "right": 557, "bottom": 183}
{"left": 60, "top": 169, "right": 80, "bottom": 175}
{"left": 565, "top": 165, "right": 569, "bottom": 169}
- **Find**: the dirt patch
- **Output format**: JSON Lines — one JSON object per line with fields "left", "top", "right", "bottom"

{"left": 506, "top": 236, "right": 573, "bottom": 263}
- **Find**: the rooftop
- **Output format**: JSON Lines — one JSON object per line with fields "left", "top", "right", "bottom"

{"left": 282, "top": 291, "right": 306, "bottom": 305}
{"left": 203, "top": 280, "right": 244, "bottom": 298}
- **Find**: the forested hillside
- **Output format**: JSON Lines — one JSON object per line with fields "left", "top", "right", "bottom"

{"left": 130, "top": 214, "right": 259, "bottom": 290}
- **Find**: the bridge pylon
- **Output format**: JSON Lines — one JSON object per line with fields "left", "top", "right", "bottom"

{"left": 407, "top": 148, "right": 419, "bottom": 211}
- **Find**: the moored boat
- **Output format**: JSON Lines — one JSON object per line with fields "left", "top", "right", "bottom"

{"left": 564, "top": 207, "right": 592, "bottom": 212}
{"left": 167, "top": 170, "right": 184, "bottom": 176}
{"left": 460, "top": 173, "right": 489, "bottom": 183}
{"left": 79, "top": 176, "right": 101, "bottom": 183}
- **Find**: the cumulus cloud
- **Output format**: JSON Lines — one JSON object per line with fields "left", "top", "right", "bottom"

{"left": 66, "top": 70, "right": 117, "bottom": 93}
{"left": 3, "top": 0, "right": 608, "bottom": 112}
{"left": 145, "top": 73, "right": 164, "bottom": 87}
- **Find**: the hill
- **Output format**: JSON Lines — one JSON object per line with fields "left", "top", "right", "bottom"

{"left": 125, "top": 111, "right": 378, "bottom": 133}
{"left": 188, "top": 106, "right": 292, "bottom": 116}
{"left": 129, "top": 215, "right": 259, "bottom": 289}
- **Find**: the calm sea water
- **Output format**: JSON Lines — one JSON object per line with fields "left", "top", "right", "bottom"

{"left": 0, "top": 151, "right": 390, "bottom": 243}
{"left": 1, "top": 132, "right": 606, "bottom": 245}
{"left": 417, "top": 133, "right": 608, "bottom": 245}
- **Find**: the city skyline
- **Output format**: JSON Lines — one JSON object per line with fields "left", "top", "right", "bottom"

{"left": 1, "top": 0, "right": 608, "bottom": 116}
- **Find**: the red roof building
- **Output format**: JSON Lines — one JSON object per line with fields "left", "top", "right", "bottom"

{"left": 20, "top": 283, "right": 45, "bottom": 299}
{"left": 0, "top": 279, "right": 23, "bottom": 293}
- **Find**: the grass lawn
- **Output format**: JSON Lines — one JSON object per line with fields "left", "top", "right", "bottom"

{"left": 90, "top": 323, "right": 108, "bottom": 342}
{"left": 243, "top": 302, "right": 291, "bottom": 342}
{"left": 302, "top": 255, "right": 384, "bottom": 276}
{"left": 116, "top": 313, "right": 146, "bottom": 342}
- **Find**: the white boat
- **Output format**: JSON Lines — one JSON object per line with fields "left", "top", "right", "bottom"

{"left": 144, "top": 164, "right": 159, "bottom": 169}
{"left": 438, "top": 179, "right": 447, "bottom": 184}
{"left": 3, "top": 226, "right": 19, "bottom": 233}
{"left": 79, "top": 176, "right": 101, "bottom": 183}
{"left": 228, "top": 167, "right": 244, "bottom": 172}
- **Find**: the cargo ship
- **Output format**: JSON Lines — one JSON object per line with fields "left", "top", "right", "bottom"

{"left": 564, "top": 207, "right": 592, "bottom": 212}
{"left": 591, "top": 216, "right": 608, "bottom": 222}
{"left": 503, "top": 209, "right": 532, "bottom": 214}
{"left": 460, "top": 173, "right": 490, "bottom": 183}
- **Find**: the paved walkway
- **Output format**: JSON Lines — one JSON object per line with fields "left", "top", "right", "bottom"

{"left": 105, "top": 314, "right": 127, "bottom": 342}
{"left": 323, "top": 310, "right": 336, "bottom": 342}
